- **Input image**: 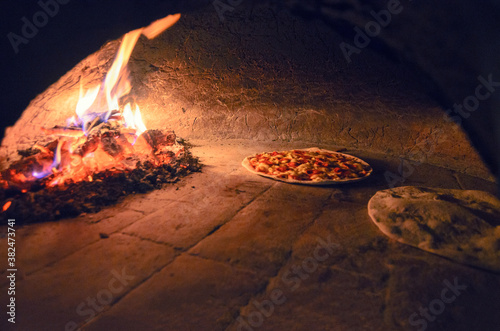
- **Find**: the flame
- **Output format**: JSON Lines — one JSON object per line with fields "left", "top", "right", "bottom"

{"left": 134, "top": 105, "right": 147, "bottom": 135}
{"left": 123, "top": 103, "right": 134, "bottom": 126}
{"left": 122, "top": 103, "right": 146, "bottom": 136}
{"left": 76, "top": 84, "right": 99, "bottom": 121}
{"left": 142, "top": 13, "right": 181, "bottom": 39}
{"left": 33, "top": 139, "right": 63, "bottom": 179}
{"left": 74, "top": 13, "right": 181, "bottom": 133}
{"left": 54, "top": 139, "right": 63, "bottom": 167}
{"left": 102, "top": 13, "right": 181, "bottom": 114}
{"left": 103, "top": 29, "right": 142, "bottom": 120}
{"left": 101, "top": 13, "right": 181, "bottom": 119}
{"left": 31, "top": 14, "right": 181, "bottom": 183}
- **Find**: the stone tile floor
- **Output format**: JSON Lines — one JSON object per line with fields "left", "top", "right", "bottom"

{"left": 0, "top": 139, "right": 499, "bottom": 331}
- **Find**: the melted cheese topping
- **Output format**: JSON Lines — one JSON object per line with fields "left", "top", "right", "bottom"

{"left": 249, "top": 150, "right": 370, "bottom": 181}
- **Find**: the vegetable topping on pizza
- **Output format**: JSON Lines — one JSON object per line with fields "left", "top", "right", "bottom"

{"left": 246, "top": 149, "right": 372, "bottom": 182}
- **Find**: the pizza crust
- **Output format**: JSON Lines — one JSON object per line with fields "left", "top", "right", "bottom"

{"left": 242, "top": 147, "right": 372, "bottom": 185}
{"left": 368, "top": 186, "right": 500, "bottom": 272}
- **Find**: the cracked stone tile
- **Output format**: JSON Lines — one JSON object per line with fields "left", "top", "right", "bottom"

{"left": 188, "top": 183, "right": 331, "bottom": 277}
{"left": 226, "top": 259, "right": 388, "bottom": 331}
{"left": 0, "top": 209, "right": 144, "bottom": 278}
{"left": 83, "top": 254, "right": 266, "bottom": 331}
{"left": 384, "top": 258, "right": 500, "bottom": 331}
{"left": 0, "top": 233, "right": 175, "bottom": 331}
{"left": 122, "top": 174, "right": 271, "bottom": 249}
{"left": 453, "top": 172, "right": 497, "bottom": 194}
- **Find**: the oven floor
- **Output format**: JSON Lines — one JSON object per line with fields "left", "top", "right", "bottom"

{"left": 1, "top": 139, "right": 499, "bottom": 331}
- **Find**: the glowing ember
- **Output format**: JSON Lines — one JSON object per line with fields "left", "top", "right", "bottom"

{"left": 2, "top": 201, "right": 11, "bottom": 212}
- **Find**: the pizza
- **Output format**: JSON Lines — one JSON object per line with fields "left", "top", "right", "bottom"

{"left": 242, "top": 147, "right": 372, "bottom": 185}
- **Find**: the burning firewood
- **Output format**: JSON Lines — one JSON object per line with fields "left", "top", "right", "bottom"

{"left": 0, "top": 13, "right": 199, "bottom": 224}
{"left": 0, "top": 103, "right": 200, "bottom": 223}
{"left": 75, "top": 134, "right": 99, "bottom": 157}
{"left": 0, "top": 127, "right": 201, "bottom": 224}
{"left": 41, "top": 126, "right": 85, "bottom": 137}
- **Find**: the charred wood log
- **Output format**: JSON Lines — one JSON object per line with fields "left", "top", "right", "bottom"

{"left": 41, "top": 126, "right": 85, "bottom": 138}
{"left": 101, "top": 136, "right": 123, "bottom": 158}
{"left": 0, "top": 139, "right": 201, "bottom": 224}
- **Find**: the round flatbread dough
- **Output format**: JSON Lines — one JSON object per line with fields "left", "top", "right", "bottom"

{"left": 368, "top": 186, "right": 500, "bottom": 272}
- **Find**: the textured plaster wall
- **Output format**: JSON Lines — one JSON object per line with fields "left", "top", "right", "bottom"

{"left": 0, "top": 3, "right": 491, "bottom": 179}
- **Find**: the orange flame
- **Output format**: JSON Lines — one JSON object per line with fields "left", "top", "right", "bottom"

{"left": 53, "top": 139, "right": 63, "bottom": 168}
{"left": 75, "top": 84, "right": 100, "bottom": 123}
{"left": 142, "top": 13, "right": 181, "bottom": 39}
{"left": 76, "top": 13, "right": 181, "bottom": 130}
{"left": 34, "top": 14, "right": 181, "bottom": 184}
{"left": 122, "top": 103, "right": 147, "bottom": 136}
{"left": 103, "top": 29, "right": 142, "bottom": 118}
